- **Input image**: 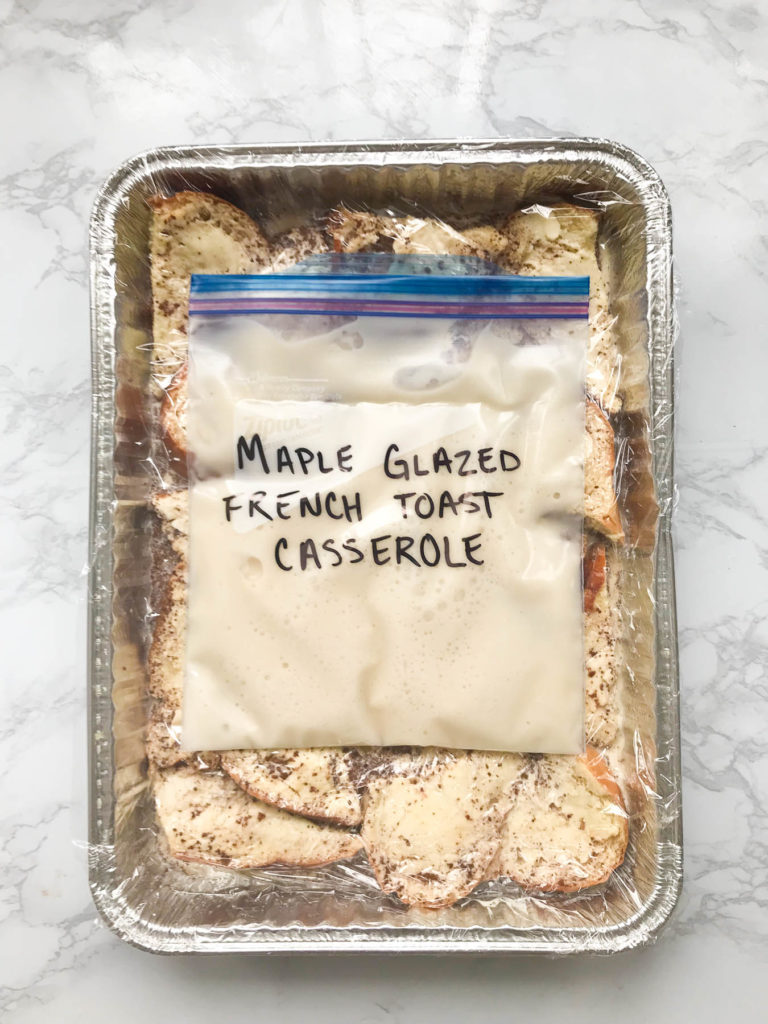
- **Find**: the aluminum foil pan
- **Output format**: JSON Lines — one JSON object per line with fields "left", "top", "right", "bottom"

{"left": 89, "top": 140, "right": 681, "bottom": 953}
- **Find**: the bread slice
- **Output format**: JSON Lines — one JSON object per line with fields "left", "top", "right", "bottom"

{"left": 221, "top": 748, "right": 363, "bottom": 828}
{"left": 327, "top": 206, "right": 508, "bottom": 262}
{"left": 155, "top": 215, "right": 330, "bottom": 460}
{"left": 497, "top": 204, "right": 622, "bottom": 414}
{"left": 148, "top": 192, "right": 271, "bottom": 391}
{"left": 583, "top": 538, "right": 606, "bottom": 614}
{"left": 147, "top": 560, "right": 187, "bottom": 714}
{"left": 584, "top": 542, "right": 621, "bottom": 747}
{"left": 360, "top": 750, "right": 524, "bottom": 909}
{"left": 152, "top": 764, "right": 363, "bottom": 869}
{"left": 585, "top": 400, "right": 624, "bottom": 543}
{"left": 268, "top": 224, "right": 331, "bottom": 270}
{"left": 145, "top": 704, "right": 221, "bottom": 770}
{"left": 146, "top": 705, "right": 184, "bottom": 767}
{"left": 487, "top": 749, "right": 628, "bottom": 892}
{"left": 393, "top": 218, "right": 508, "bottom": 260}
{"left": 151, "top": 489, "right": 189, "bottom": 555}
{"left": 146, "top": 553, "right": 226, "bottom": 768}
{"left": 160, "top": 364, "right": 188, "bottom": 466}
{"left": 327, "top": 208, "right": 398, "bottom": 252}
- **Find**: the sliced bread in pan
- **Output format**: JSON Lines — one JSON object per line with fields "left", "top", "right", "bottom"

{"left": 152, "top": 764, "right": 362, "bottom": 870}
{"left": 145, "top": 192, "right": 631, "bottom": 903}
{"left": 328, "top": 202, "right": 622, "bottom": 413}
{"left": 221, "top": 748, "right": 364, "bottom": 829}
{"left": 360, "top": 750, "right": 524, "bottom": 909}
{"left": 584, "top": 541, "right": 621, "bottom": 747}
{"left": 487, "top": 748, "right": 628, "bottom": 892}
{"left": 148, "top": 192, "right": 271, "bottom": 392}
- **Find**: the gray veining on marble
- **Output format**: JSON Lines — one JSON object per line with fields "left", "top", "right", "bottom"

{"left": 1, "top": 0, "right": 767, "bottom": 1020}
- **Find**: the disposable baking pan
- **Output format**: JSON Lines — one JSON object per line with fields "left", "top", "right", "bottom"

{"left": 89, "top": 140, "right": 681, "bottom": 953}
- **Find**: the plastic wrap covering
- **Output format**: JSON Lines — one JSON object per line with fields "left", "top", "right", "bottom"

{"left": 88, "top": 140, "right": 680, "bottom": 953}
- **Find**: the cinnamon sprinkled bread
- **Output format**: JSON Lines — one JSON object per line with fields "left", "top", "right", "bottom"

{"left": 584, "top": 542, "right": 621, "bottom": 747}
{"left": 221, "top": 748, "right": 364, "bottom": 828}
{"left": 148, "top": 192, "right": 271, "bottom": 392}
{"left": 487, "top": 749, "right": 628, "bottom": 892}
{"left": 360, "top": 750, "right": 524, "bottom": 909}
{"left": 152, "top": 764, "right": 362, "bottom": 870}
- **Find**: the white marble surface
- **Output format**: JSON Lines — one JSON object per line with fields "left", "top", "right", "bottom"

{"left": 1, "top": 0, "right": 766, "bottom": 1018}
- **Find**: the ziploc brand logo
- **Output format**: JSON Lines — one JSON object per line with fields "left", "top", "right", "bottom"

{"left": 234, "top": 401, "right": 484, "bottom": 479}
{"left": 241, "top": 411, "right": 308, "bottom": 441}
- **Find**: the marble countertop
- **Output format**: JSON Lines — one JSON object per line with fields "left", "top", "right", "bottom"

{"left": 2, "top": 0, "right": 766, "bottom": 1019}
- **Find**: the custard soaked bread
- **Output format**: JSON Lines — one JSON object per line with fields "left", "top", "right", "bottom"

{"left": 221, "top": 748, "right": 364, "bottom": 829}
{"left": 583, "top": 540, "right": 621, "bottom": 747}
{"left": 487, "top": 750, "right": 628, "bottom": 892}
{"left": 152, "top": 764, "right": 362, "bottom": 870}
{"left": 359, "top": 750, "right": 523, "bottom": 909}
{"left": 359, "top": 749, "right": 626, "bottom": 908}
